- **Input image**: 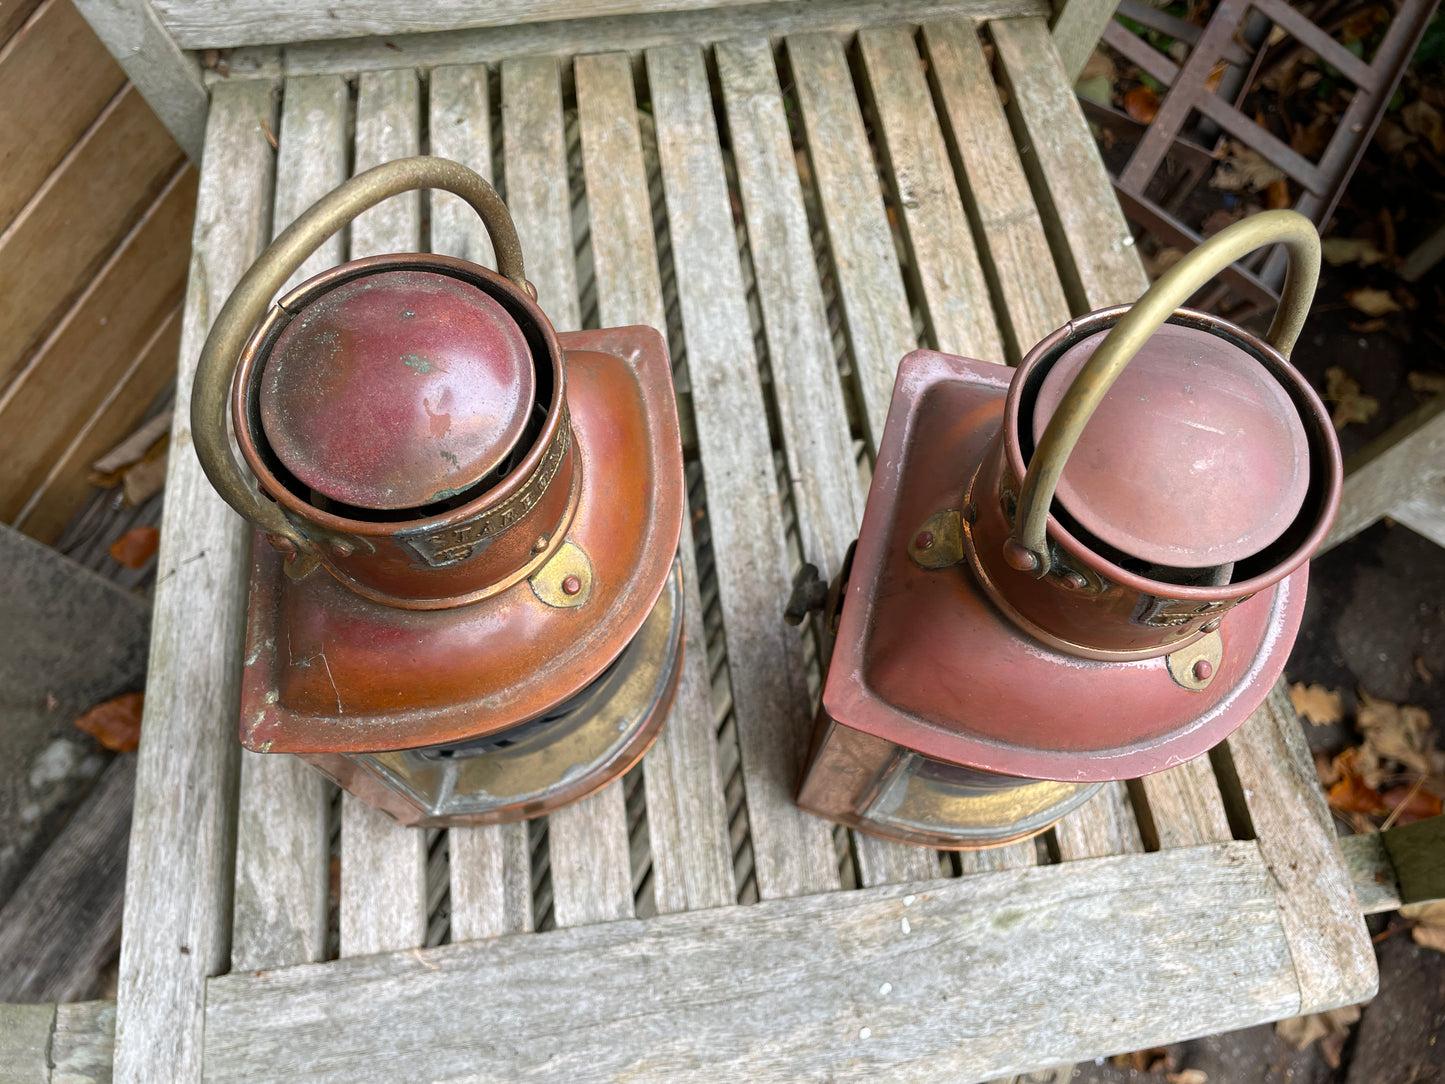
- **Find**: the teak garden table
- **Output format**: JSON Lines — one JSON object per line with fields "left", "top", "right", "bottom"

{"left": 3, "top": 1, "right": 1399, "bottom": 1080}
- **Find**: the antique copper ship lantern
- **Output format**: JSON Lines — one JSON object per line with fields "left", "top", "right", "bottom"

{"left": 796, "top": 212, "right": 1342, "bottom": 848}
{"left": 193, "top": 158, "right": 684, "bottom": 826}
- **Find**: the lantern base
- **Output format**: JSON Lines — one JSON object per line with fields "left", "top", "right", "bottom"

{"left": 300, "top": 562, "right": 683, "bottom": 827}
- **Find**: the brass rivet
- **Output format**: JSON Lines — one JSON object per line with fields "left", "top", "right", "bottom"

{"left": 562, "top": 574, "right": 582, "bottom": 596}
{"left": 1201, "top": 618, "right": 1221, "bottom": 633}
{"left": 1193, "top": 659, "right": 1214, "bottom": 681}
{"left": 532, "top": 535, "right": 549, "bottom": 553}
{"left": 1061, "top": 570, "right": 1088, "bottom": 591}
{"left": 914, "top": 531, "right": 935, "bottom": 550}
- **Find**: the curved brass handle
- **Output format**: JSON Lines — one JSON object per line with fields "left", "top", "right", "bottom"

{"left": 191, "top": 156, "right": 527, "bottom": 551}
{"left": 1005, "top": 209, "right": 1321, "bottom": 577}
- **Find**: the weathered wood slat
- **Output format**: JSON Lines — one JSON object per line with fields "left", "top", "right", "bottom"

{"left": 502, "top": 53, "right": 634, "bottom": 927}
{"left": 920, "top": 19, "right": 1069, "bottom": 363}
{"left": 1393, "top": 478, "right": 1445, "bottom": 548}
{"left": 0, "top": 755, "right": 132, "bottom": 1002}
{"left": 1319, "top": 395, "right": 1445, "bottom": 553}
{"left": 958, "top": 838, "right": 1037, "bottom": 873}
{"left": 856, "top": 25, "right": 1003, "bottom": 362}
{"left": 1133, "top": 755, "right": 1233, "bottom": 850}
{"left": 0, "top": 0, "right": 44, "bottom": 47}
{"left": 0, "top": 1002, "right": 53, "bottom": 1084}
{"left": 223, "top": 0, "right": 1051, "bottom": 80}
{"left": 648, "top": 42, "right": 838, "bottom": 900}
{"left": 337, "top": 68, "right": 431, "bottom": 959}
{"left": 1049, "top": 0, "right": 1123, "bottom": 85}
{"left": 0, "top": 0, "right": 125, "bottom": 230}
{"left": 988, "top": 15, "right": 1148, "bottom": 314}
{"left": 111, "top": 77, "right": 275, "bottom": 1084}
{"left": 1225, "top": 682, "right": 1377, "bottom": 1012}
{"left": 426, "top": 63, "right": 540, "bottom": 942}
{"left": 714, "top": 36, "right": 932, "bottom": 890}
{"left": 1341, "top": 831, "right": 1401, "bottom": 915}
{"left": 229, "top": 75, "right": 347, "bottom": 975}
{"left": 1053, "top": 782, "right": 1144, "bottom": 861}
{"left": 0, "top": 83, "right": 183, "bottom": 391}
{"left": 13, "top": 303, "right": 182, "bottom": 544}
{"left": 786, "top": 32, "right": 915, "bottom": 449}
{"left": 575, "top": 50, "right": 735, "bottom": 913}
{"left": 0, "top": 166, "right": 194, "bottom": 523}
{"left": 202, "top": 842, "right": 1299, "bottom": 1083}
{"left": 51, "top": 999, "right": 115, "bottom": 1084}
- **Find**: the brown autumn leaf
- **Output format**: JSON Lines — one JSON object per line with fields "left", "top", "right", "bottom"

{"left": 1324, "top": 366, "right": 1380, "bottom": 430}
{"left": 73, "top": 691, "right": 143, "bottom": 753}
{"left": 1327, "top": 767, "right": 1388, "bottom": 817}
{"left": 1343, "top": 286, "right": 1403, "bottom": 317}
{"left": 1357, "top": 690, "right": 1434, "bottom": 775}
{"left": 1077, "top": 49, "right": 1116, "bottom": 85}
{"left": 1166, "top": 1072, "right": 1208, "bottom": 1084}
{"left": 1400, "top": 900, "right": 1445, "bottom": 954}
{"left": 1124, "top": 85, "right": 1160, "bottom": 124}
{"left": 1348, "top": 318, "right": 1389, "bottom": 334}
{"left": 1292, "top": 682, "right": 1344, "bottom": 726}
{"left": 1266, "top": 177, "right": 1291, "bottom": 209}
{"left": 1201, "top": 207, "right": 1244, "bottom": 235}
{"left": 1276, "top": 1004, "right": 1362, "bottom": 1069}
{"left": 1381, "top": 782, "right": 1443, "bottom": 824}
{"left": 1321, "top": 237, "right": 1386, "bottom": 267}
{"left": 109, "top": 525, "right": 161, "bottom": 569}
{"left": 1210, "top": 141, "right": 1286, "bottom": 192}
{"left": 1402, "top": 100, "right": 1445, "bottom": 154}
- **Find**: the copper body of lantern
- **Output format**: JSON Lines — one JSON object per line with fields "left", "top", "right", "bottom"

{"left": 192, "top": 158, "right": 684, "bottom": 827}
{"left": 795, "top": 212, "right": 1342, "bottom": 849}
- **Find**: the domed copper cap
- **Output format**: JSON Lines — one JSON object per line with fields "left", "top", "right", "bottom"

{"left": 1033, "top": 322, "right": 1310, "bottom": 569}
{"left": 259, "top": 269, "right": 534, "bottom": 512}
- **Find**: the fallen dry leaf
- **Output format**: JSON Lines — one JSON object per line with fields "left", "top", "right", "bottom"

{"left": 1374, "top": 119, "right": 1416, "bottom": 156}
{"left": 1112, "top": 1047, "right": 1174, "bottom": 1072}
{"left": 1407, "top": 371, "right": 1445, "bottom": 395}
{"left": 1315, "top": 750, "right": 1341, "bottom": 788}
{"left": 73, "top": 691, "right": 143, "bottom": 753}
{"left": 1321, "top": 237, "right": 1387, "bottom": 267}
{"left": 1124, "top": 85, "right": 1160, "bottom": 124}
{"left": 1348, "top": 318, "right": 1389, "bottom": 334}
{"left": 1266, "top": 177, "right": 1291, "bottom": 210}
{"left": 1401, "top": 900, "right": 1445, "bottom": 954}
{"left": 1292, "top": 682, "right": 1344, "bottom": 726}
{"left": 1166, "top": 1072, "right": 1208, "bottom": 1084}
{"left": 1276, "top": 1004, "right": 1362, "bottom": 1069}
{"left": 109, "top": 525, "right": 161, "bottom": 569}
{"left": 1210, "top": 142, "right": 1286, "bottom": 192}
{"left": 1381, "top": 781, "right": 1443, "bottom": 824}
{"left": 1357, "top": 689, "right": 1434, "bottom": 776}
{"left": 1328, "top": 767, "right": 1388, "bottom": 817}
{"left": 1077, "top": 49, "right": 1115, "bottom": 85}
{"left": 1402, "top": 99, "right": 1445, "bottom": 154}
{"left": 1324, "top": 366, "right": 1381, "bottom": 430}
{"left": 1201, "top": 207, "right": 1244, "bottom": 235}
{"left": 1343, "top": 286, "right": 1403, "bottom": 316}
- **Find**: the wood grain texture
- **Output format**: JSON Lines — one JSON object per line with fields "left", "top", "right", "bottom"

{"left": 111, "top": 77, "right": 276, "bottom": 1084}
{"left": 0, "top": 83, "right": 182, "bottom": 392}
{"left": 1132, "top": 755, "right": 1233, "bottom": 850}
{"left": 786, "top": 32, "right": 915, "bottom": 449}
{"left": 334, "top": 67, "right": 431, "bottom": 959}
{"left": 1341, "top": 831, "right": 1401, "bottom": 915}
{"left": 501, "top": 52, "right": 635, "bottom": 927}
{"left": 1225, "top": 682, "right": 1378, "bottom": 1012}
{"left": 0, "top": 0, "right": 45, "bottom": 47}
{"left": 425, "top": 64, "right": 542, "bottom": 941}
{"left": 203, "top": 842, "right": 1299, "bottom": 1083}
{"left": 0, "top": 1002, "right": 53, "bottom": 1084}
{"left": 448, "top": 824, "right": 534, "bottom": 941}
{"left": 228, "top": 77, "right": 347, "bottom": 974}
{"left": 69, "top": 0, "right": 207, "bottom": 159}
{"left": 1053, "top": 781, "right": 1143, "bottom": 861}
{"left": 920, "top": 19, "right": 1070, "bottom": 363}
{"left": 1393, "top": 477, "right": 1445, "bottom": 548}
{"left": 232, "top": 0, "right": 1053, "bottom": 80}
{"left": 1049, "top": 0, "right": 1122, "bottom": 84}
{"left": 12, "top": 303, "right": 181, "bottom": 544}
{"left": 51, "top": 1000, "right": 115, "bottom": 1084}
{"left": 856, "top": 25, "right": 1003, "bottom": 362}
{"left": 0, "top": 0, "right": 125, "bottom": 230}
{"left": 0, "top": 166, "right": 194, "bottom": 522}
{"left": 575, "top": 50, "right": 735, "bottom": 913}
{"left": 0, "top": 755, "right": 132, "bottom": 1002}
{"left": 715, "top": 36, "right": 932, "bottom": 890}
{"left": 648, "top": 42, "right": 838, "bottom": 900}
{"left": 1319, "top": 394, "right": 1445, "bottom": 553}
{"left": 989, "top": 15, "right": 1147, "bottom": 313}
{"left": 958, "top": 838, "right": 1038, "bottom": 873}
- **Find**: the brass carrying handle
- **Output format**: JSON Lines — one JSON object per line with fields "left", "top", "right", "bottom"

{"left": 191, "top": 157, "right": 526, "bottom": 551}
{"left": 1005, "top": 209, "right": 1321, "bottom": 578}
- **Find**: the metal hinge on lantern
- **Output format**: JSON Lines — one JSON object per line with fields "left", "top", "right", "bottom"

{"left": 192, "top": 157, "right": 686, "bottom": 827}
{"left": 794, "top": 211, "right": 1342, "bottom": 849}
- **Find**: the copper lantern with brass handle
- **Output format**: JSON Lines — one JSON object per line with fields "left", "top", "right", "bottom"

{"left": 194, "top": 157, "right": 686, "bottom": 827}
{"left": 795, "top": 211, "right": 1341, "bottom": 849}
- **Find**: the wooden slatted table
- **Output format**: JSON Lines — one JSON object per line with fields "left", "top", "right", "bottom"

{"left": 13, "top": 4, "right": 1384, "bottom": 1081}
